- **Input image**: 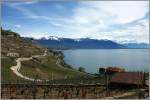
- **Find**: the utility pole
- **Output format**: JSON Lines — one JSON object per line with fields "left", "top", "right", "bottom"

{"left": 105, "top": 73, "right": 109, "bottom": 97}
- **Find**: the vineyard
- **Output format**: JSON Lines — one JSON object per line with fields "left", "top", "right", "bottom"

{"left": 1, "top": 77, "right": 149, "bottom": 99}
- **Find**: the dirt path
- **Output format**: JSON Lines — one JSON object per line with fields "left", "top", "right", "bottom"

{"left": 10, "top": 50, "right": 48, "bottom": 81}
{"left": 10, "top": 50, "right": 93, "bottom": 81}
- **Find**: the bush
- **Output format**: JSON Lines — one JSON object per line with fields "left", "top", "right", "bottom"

{"left": 78, "top": 67, "right": 85, "bottom": 72}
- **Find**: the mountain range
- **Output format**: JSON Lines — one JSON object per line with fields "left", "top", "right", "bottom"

{"left": 31, "top": 36, "right": 149, "bottom": 49}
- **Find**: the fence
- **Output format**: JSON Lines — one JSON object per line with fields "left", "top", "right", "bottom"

{"left": 1, "top": 74, "right": 149, "bottom": 99}
{"left": 1, "top": 81, "right": 149, "bottom": 99}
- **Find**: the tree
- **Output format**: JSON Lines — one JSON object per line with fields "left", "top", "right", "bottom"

{"left": 78, "top": 67, "right": 85, "bottom": 72}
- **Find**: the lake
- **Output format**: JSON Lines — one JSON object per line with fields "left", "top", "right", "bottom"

{"left": 63, "top": 49, "right": 150, "bottom": 73}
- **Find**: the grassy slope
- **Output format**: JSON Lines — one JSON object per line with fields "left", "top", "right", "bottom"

{"left": 1, "top": 29, "right": 90, "bottom": 82}
{"left": 20, "top": 55, "right": 88, "bottom": 80}
{"left": 1, "top": 58, "right": 23, "bottom": 82}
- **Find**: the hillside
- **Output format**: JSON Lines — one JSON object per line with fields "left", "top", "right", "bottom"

{"left": 1, "top": 29, "right": 89, "bottom": 82}
{"left": 33, "top": 37, "right": 126, "bottom": 49}
{"left": 1, "top": 29, "right": 45, "bottom": 57}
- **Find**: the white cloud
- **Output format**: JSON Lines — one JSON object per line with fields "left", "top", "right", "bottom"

{"left": 89, "top": 18, "right": 149, "bottom": 43}
{"left": 4, "top": 1, "right": 149, "bottom": 43}
{"left": 15, "top": 24, "right": 21, "bottom": 28}
{"left": 65, "top": 1, "right": 149, "bottom": 43}
{"left": 6, "top": 3, "right": 69, "bottom": 26}
{"left": 3, "top": 0, "right": 38, "bottom": 5}
{"left": 23, "top": 1, "right": 38, "bottom": 5}
{"left": 21, "top": 32, "right": 50, "bottom": 39}
{"left": 113, "top": 19, "right": 149, "bottom": 43}
{"left": 7, "top": 3, "right": 38, "bottom": 18}
{"left": 81, "top": 1, "right": 148, "bottom": 24}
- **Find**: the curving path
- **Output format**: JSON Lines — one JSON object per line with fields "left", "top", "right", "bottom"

{"left": 10, "top": 50, "right": 48, "bottom": 81}
{"left": 10, "top": 50, "right": 93, "bottom": 81}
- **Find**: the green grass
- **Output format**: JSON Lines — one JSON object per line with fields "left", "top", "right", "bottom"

{"left": 1, "top": 57, "right": 23, "bottom": 82}
{"left": 1, "top": 55, "right": 90, "bottom": 82}
{"left": 20, "top": 55, "right": 89, "bottom": 80}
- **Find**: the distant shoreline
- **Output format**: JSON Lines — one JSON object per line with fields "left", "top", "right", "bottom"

{"left": 61, "top": 49, "right": 149, "bottom": 74}
{"left": 50, "top": 49, "right": 94, "bottom": 76}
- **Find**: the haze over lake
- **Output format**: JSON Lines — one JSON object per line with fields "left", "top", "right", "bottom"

{"left": 63, "top": 49, "right": 150, "bottom": 73}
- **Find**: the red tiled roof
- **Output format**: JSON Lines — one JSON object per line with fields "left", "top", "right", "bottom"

{"left": 110, "top": 72, "right": 144, "bottom": 85}
{"left": 106, "top": 67, "right": 125, "bottom": 73}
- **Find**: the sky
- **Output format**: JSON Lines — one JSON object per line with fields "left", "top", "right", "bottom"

{"left": 1, "top": 0, "right": 149, "bottom": 43}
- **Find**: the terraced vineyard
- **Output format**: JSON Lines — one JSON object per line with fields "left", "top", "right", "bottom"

{"left": 1, "top": 29, "right": 91, "bottom": 82}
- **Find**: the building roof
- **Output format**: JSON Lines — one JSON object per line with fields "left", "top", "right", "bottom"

{"left": 110, "top": 72, "right": 144, "bottom": 85}
{"left": 106, "top": 67, "right": 125, "bottom": 74}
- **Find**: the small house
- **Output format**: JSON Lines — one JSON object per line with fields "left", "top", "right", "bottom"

{"left": 7, "top": 52, "right": 19, "bottom": 57}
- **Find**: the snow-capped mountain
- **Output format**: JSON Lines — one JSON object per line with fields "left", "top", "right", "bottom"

{"left": 25, "top": 36, "right": 149, "bottom": 49}
{"left": 40, "top": 36, "right": 60, "bottom": 40}
{"left": 48, "top": 36, "right": 60, "bottom": 40}
{"left": 33, "top": 37, "right": 126, "bottom": 49}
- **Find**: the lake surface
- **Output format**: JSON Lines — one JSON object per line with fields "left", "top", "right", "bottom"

{"left": 63, "top": 49, "right": 150, "bottom": 73}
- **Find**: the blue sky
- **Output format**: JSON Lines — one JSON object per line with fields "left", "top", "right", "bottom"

{"left": 2, "top": 0, "right": 149, "bottom": 43}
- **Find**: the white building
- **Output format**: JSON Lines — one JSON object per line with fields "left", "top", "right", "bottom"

{"left": 7, "top": 52, "right": 19, "bottom": 57}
